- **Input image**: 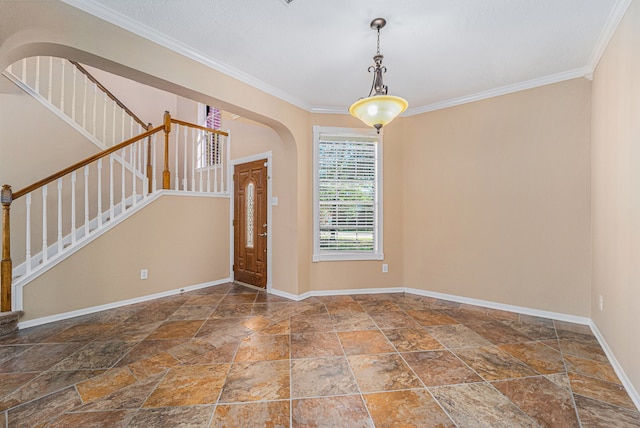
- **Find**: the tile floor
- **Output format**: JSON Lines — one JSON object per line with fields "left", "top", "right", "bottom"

{"left": 0, "top": 283, "right": 639, "bottom": 427}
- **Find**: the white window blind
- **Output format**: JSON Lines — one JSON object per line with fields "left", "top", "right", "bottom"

{"left": 313, "top": 126, "right": 383, "bottom": 261}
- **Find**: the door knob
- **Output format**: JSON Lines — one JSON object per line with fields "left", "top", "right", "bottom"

{"left": 259, "top": 232, "right": 268, "bottom": 237}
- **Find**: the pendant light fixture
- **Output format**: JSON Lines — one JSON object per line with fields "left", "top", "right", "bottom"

{"left": 349, "top": 18, "right": 408, "bottom": 133}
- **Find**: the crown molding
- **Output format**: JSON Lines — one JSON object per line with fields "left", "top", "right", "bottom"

{"left": 62, "top": 0, "right": 629, "bottom": 118}
{"left": 313, "top": 66, "right": 594, "bottom": 117}
{"left": 310, "top": 106, "right": 349, "bottom": 115}
{"left": 404, "top": 67, "right": 593, "bottom": 116}
{"left": 60, "top": 0, "right": 312, "bottom": 111}
{"left": 588, "top": 0, "right": 632, "bottom": 70}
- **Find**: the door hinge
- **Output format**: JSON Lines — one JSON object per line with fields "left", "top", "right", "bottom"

{"left": 232, "top": 264, "right": 235, "bottom": 271}
{"left": 232, "top": 219, "right": 235, "bottom": 226}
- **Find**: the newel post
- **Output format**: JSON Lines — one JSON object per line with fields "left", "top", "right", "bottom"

{"left": 146, "top": 122, "right": 153, "bottom": 193}
{"left": 1, "top": 185, "right": 13, "bottom": 312}
{"left": 162, "top": 111, "right": 171, "bottom": 190}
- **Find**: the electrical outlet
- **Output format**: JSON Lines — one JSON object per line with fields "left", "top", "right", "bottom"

{"left": 599, "top": 295, "right": 604, "bottom": 311}
{"left": 140, "top": 269, "right": 148, "bottom": 280}
{"left": 382, "top": 264, "right": 389, "bottom": 273}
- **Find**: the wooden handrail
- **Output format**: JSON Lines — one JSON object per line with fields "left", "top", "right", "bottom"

{"left": 13, "top": 125, "right": 164, "bottom": 200}
{"left": 69, "top": 61, "right": 149, "bottom": 131}
{"left": 171, "top": 118, "right": 229, "bottom": 137}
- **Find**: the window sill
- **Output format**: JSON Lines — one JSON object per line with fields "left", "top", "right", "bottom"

{"left": 312, "top": 252, "right": 384, "bottom": 262}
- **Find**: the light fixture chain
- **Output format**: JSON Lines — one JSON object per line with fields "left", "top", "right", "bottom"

{"left": 376, "top": 28, "right": 381, "bottom": 56}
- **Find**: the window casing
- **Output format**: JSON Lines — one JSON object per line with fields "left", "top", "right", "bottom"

{"left": 313, "top": 126, "right": 383, "bottom": 262}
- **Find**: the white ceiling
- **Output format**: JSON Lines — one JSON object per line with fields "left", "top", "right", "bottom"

{"left": 64, "top": 0, "right": 630, "bottom": 115}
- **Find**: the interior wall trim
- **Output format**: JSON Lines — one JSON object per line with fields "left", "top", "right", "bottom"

{"left": 17, "top": 277, "right": 231, "bottom": 329}
{"left": 590, "top": 321, "right": 640, "bottom": 410}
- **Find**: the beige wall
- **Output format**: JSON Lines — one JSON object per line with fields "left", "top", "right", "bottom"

{"left": 22, "top": 195, "right": 229, "bottom": 321}
{"left": 403, "top": 78, "right": 592, "bottom": 316}
{"left": 0, "top": 73, "right": 99, "bottom": 191}
{"left": 86, "top": 64, "right": 200, "bottom": 127}
{"left": 591, "top": 0, "right": 640, "bottom": 396}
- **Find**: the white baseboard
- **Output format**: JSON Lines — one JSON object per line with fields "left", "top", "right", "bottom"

{"left": 405, "top": 287, "right": 592, "bottom": 325}
{"left": 589, "top": 321, "right": 640, "bottom": 410}
{"left": 269, "top": 286, "right": 403, "bottom": 302}
{"left": 272, "top": 285, "right": 591, "bottom": 325}
{"left": 268, "top": 288, "right": 307, "bottom": 301}
{"left": 17, "top": 278, "right": 231, "bottom": 329}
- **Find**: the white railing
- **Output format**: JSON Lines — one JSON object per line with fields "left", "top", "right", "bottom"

{"left": 9, "top": 132, "right": 155, "bottom": 283}
{"left": 172, "top": 121, "right": 228, "bottom": 193}
{"left": 4, "top": 57, "right": 148, "bottom": 149}
{"left": 5, "top": 114, "right": 230, "bottom": 293}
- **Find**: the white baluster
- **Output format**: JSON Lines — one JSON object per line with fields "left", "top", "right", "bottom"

{"left": 57, "top": 179, "right": 63, "bottom": 254}
{"left": 25, "top": 193, "right": 31, "bottom": 274}
{"left": 71, "top": 65, "right": 77, "bottom": 121}
{"left": 71, "top": 171, "right": 76, "bottom": 245}
{"left": 109, "top": 155, "right": 115, "bottom": 221}
{"left": 199, "top": 130, "right": 204, "bottom": 192}
{"left": 152, "top": 134, "right": 158, "bottom": 192}
{"left": 97, "top": 159, "right": 103, "bottom": 228}
{"left": 131, "top": 144, "right": 137, "bottom": 206}
{"left": 183, "top": 126, "right": 188, "bottom": 191}
{"left": 121, "top": 148, "right": 126, "bottom": 214}
{"left": 102, "top": 91, "right": 107, "bottom": 143}
{"left": 47, "top": 56, "right": 53, "bottom": 102}
{"left": 207, "top": 132, "right": 211, "bottom": 193}
{"left": 213, "top": 134, "right": 218, "bottom": 193}
{"left": 137, "top": 133, "right": 143, "bottom": 173}
{"left": 42, "top": 185, "right": 48, "bottom": 263}
{"left": 21, "top": 58, "right": 26, "bottom": 82}
{"left": 143, "top": 138, "right": 149, "bottom": 198}
{"left": 112, "top": 101, "right": 117, "bottom": 146}
{"left": 121, "top": 109, "right": 125, "bottom": 143}
{"left": 92, "top": 84, "right": 98, "bottom": 137}
{"left": 191, "top": 128, "right": 196, "bottom": 192}
{"left": 84, "top": 166, "right": 90, "bottom": 236}
{"left": 222, "top": 133, "right": 228, "bottom": 192}
{"left": 174, "top": 125, "right": 179, "bottom": 190}
{"left": 130, "top": 116, "right": 134, "bottom": 141}
{"left": 35, "top": 57, "right": 41, "bottom": 94}
{"left": 60, "top": 58, "right": 65, "bottom": 112}
{"left": 82, "top": 74, "right": 88, "bottom": 128}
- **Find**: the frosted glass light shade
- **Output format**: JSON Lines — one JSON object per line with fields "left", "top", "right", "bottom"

{"left": 349, "top": 95, "right": 408, "bottom": 129}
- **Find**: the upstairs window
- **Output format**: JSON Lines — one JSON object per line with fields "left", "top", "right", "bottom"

{"left": 313, "top": 126, "right": 383, "bottom": 261}
{"left": 197, "top": 105, "right": 222, "bottom": 169}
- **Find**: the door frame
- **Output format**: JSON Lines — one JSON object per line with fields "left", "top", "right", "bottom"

{"left": 229, "top": 151, "right": 273, "bottom": 292}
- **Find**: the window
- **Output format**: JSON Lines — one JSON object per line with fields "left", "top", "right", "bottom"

{"left": 197, "top": 105, "right": 222, "bottom": 169}
{"left": 313, "top": 126, "right": 383, "bottom": 262}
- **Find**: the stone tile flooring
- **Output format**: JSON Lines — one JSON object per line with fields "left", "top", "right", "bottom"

{"left": 0, "top": 283, "right": 638, "bottom": 427}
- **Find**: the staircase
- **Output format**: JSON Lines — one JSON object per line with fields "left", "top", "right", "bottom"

{"left": 3, "top": 57, "right": 149, "bottom": 150}
{"left": 1, "top": 56, "right": 230, "bottom": 314}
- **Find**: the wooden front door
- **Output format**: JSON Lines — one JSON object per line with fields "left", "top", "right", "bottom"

{"left": 233, "top": 159, "right": 268, "bottom": 288}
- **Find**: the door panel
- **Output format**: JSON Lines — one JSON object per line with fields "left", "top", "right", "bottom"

{"left": 234, "top": 159, "right": 268, "bottom": 288}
